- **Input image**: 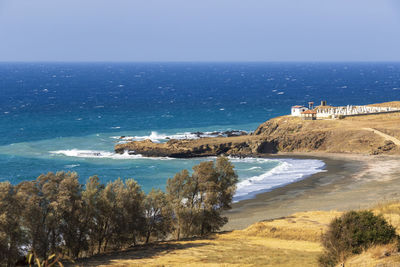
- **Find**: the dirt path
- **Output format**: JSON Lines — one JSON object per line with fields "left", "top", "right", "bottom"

{"left": 363, "top": 128, "right": 400, "bottom": 146}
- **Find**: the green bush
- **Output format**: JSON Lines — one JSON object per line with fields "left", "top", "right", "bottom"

{"left": 319, "top": 210, "right": 398, "bottom": 266}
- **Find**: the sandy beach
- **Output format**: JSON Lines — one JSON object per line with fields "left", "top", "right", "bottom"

{"left": 224, "top": 152, "right": 400, "bottom": 230}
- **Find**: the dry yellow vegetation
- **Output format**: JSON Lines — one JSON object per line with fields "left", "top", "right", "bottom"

{"left": 75, "top": 211, "right": 341, "bottom": 266}
{"left": 73, "top": 202, "right": 400, "bottom": 267}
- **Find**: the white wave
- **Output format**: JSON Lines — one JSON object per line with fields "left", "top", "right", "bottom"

{"left": 246, "top": 166, "right": 262, "bottom": 171}
{"left": 111, "top": 130, "right": 244, "bottom": 143}
{"left": 64, "top": 164, "right": 80, "bottom": 168}
{"left": 50, "top": 149, "right": 171, "bottom": 160}
{"left": 51, "top": 149, "right": 141, "bottom": 159}
{"left": 227, "top": 156, "right": 277, "bottom": 164}
{"left": 233, "top": 159, "right": 325, "bottom": 202}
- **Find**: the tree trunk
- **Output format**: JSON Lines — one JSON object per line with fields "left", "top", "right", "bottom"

{"left": 146, "top": 230, "right": 151, "bottom": 244}
{"left": 104, "top": 238, "right": 109, "bottom": 252}
{"left": 97, "top": 238, "right": 103, "bottom": 254}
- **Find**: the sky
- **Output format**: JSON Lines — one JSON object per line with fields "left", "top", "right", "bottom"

{"left": 0, "top": 0, "right": 400, "bottom": 62}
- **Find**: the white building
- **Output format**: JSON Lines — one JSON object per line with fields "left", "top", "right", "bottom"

{"left": 291, "top": 105, "right": 308, "bottom": 117}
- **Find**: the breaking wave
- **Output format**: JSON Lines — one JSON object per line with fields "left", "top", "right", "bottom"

{"left": 64, "top": 164, "right": 80, "bottom": 168}
{"left": 49, "top": 149, "right": 171, "bottom": 160}
{"left": 111, "top": 130, "right": 248, "bottom": 144}
{"left": 233, "top": 158, "right": 325, "bottom": 202}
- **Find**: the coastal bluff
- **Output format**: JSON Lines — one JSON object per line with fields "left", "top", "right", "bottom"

{"left": 115, "top": 101, "right": 400, "bottom": 158}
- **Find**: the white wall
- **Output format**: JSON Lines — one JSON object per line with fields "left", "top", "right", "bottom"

{"left": 291, "top": 107, "right": 308, "bottom": 116}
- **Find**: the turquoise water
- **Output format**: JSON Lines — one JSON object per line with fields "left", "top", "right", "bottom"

{"left": 1, "top": 62, "right": 399, "bottom": 200}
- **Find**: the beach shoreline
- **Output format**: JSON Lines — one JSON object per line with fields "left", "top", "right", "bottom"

{"left": 224, "top": 152, "right": 400, "bottom": 230}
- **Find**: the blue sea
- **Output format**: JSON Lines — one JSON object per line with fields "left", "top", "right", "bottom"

{"left": 0, "top": 62, "right": 399, "bottom": 200}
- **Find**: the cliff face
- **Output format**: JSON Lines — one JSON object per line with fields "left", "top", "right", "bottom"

{"left": 115, "top": 110, "right": 400, "bottom": 157}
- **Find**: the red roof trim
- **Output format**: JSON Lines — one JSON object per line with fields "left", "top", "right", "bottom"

{"left": 301, "top": 110, "right": 317, "bottom": 114}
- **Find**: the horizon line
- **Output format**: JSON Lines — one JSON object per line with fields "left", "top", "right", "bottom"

{"left": 1, "top": 60, "right": 400, "bottom": 64}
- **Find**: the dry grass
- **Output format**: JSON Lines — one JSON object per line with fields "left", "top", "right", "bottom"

{"left": 343, "top": 243, "right": 400, "bottom": 267}
{"left": 71, "top": 197, "right": 400, "bottom": 266}
{"left": 74, "top": 211, "right": 342, "bottom": 267}
{"left": 374, "top": 202, "right": 400, "bottom": 235}
{"left": 76, "top": 233, "right": 323, "bottom": 267}
{"left": 243, "top": 211, "right": 341, "bottom": 243}
{"left": 368, "top": 101, "right": 400, "bottom": 108}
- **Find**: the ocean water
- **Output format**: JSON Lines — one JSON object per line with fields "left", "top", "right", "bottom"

{"left": 0, "top": 62, "right": 399, "bottom": 200}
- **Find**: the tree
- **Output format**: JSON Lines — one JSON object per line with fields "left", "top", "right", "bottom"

{"left": 0, "top": 182, "right": 25, "bottom": 267}
{"left": 167, "top": 157, "right": 238, "bottom": 238}
{"left": 0, "top": 158, "right": 238, "bottom": 262}
{"left": 193, "top": 157, "right": 238, "bottom": 236}
{"left": 93, "top": 180, "right": 118, "bottom": 253}
{"left": 166, "top": 169, "right": 190, "bottom": 239}
{"left": 55, "top": 172, "right": 88, "bottom": 259}
{"left": 111, "top": 178, "right": 145, "bottom": 248}
{"left": 87, "top": 178, "right": 145, "bottom": 252}
{"left": 214, "top": 156, "right": 238, "bottom": 210}
{"left": 82, "top": 175, "right": 105, "bottom": 256}
{"left": 16, "top": 172, "right": 64, "bottom": 260}
{"left": 143, "top": 189, "right": 173, "bottom": 243}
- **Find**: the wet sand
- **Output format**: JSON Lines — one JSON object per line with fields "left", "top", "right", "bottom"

{"left": 224, "top": 152, "right": 400, "bottom": 230}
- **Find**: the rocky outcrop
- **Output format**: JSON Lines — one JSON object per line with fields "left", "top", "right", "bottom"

{"left": 114, "top": 137, "right": 278, "bottom": 158}
{"left": 115, "top": 110, "right": 400, "bottom": 158}
{"left": 372, "top": 140, "right": 397, "bottom": 155}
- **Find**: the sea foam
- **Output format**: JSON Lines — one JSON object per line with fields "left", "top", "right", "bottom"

{"left": 49, "top": 149, "right": 171, "bottom": 160}
{"left": 233, "top": 158, "right": 325, "bottom": 202}
{"left": 112, "top": 130, "right": 248, "bottom": 144}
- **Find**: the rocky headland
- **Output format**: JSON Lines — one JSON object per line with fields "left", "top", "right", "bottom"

{"left": 115, "top": 101, "right": 400, "bottom": 158}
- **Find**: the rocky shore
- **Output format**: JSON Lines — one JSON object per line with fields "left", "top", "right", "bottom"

{"left": 115, "top": 103, "right": 400, "bottom": 158}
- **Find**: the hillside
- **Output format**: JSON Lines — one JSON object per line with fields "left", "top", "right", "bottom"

{"left": 73, "top": 203, "right": 400, "bottom": 266}
{"left": 115, "top": 101, "right": 400, "bottom": 157}
{"left": 73, "top": 211, "right": 339, "bottom": 266}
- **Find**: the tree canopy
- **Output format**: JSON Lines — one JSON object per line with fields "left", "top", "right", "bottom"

{"left": 0, "top": 156, "right": 238, "bottom": 266}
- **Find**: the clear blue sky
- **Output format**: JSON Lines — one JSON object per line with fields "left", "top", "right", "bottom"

{"left": 0, "top": 0, "right": 400, "bottom": 62}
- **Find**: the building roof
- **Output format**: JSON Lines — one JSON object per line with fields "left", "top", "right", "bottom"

{"left": 301, "top": 110, "right": 317, "bottom": 114}
{"left": 292, "top": 105, "right": 306, "bottom": 108}
{"left": 315, "top": 105, "right": 334, "bottom": 110}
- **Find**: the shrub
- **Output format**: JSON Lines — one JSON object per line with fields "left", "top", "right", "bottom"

{"left": 319, "top": 210, "right": 398, "bottom": 266}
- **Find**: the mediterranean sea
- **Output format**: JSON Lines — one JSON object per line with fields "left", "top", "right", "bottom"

{"left": 0, "top": 62, "right": 399, "bottom": 200}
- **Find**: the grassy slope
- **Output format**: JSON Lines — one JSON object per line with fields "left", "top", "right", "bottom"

{"left": 75, "top": 203, "right": 400, "bottom": 266}
{"left": 76, "top": 211, "right": 339, "bottom": 266}
{"left": 254, "top": 106, "right": 400, "bottom": 154}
